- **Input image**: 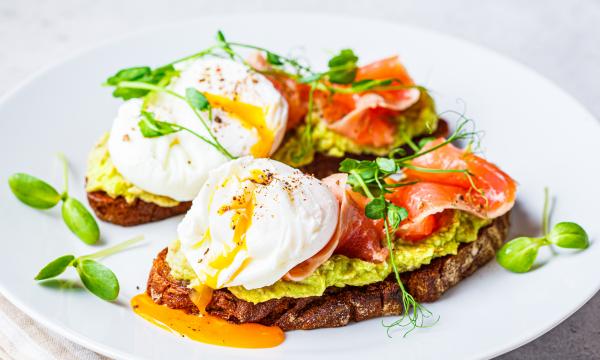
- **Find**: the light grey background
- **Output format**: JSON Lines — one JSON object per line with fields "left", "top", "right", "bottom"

{"left": 1, "top": 0, "right": 599, "bottom": 359}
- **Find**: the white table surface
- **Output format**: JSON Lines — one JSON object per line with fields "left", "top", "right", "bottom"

{"left": 1, "top": 0, "right": 599, "bottom": 359}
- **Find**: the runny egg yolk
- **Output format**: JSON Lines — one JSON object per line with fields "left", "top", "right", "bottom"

{"left": 201, "top": 181, "right": 256, "bottom": 288}
{"left": 204, "top": 93, "right": 274, "bottom": 158}
{"left": 131, "top": 293, "right": 284, "bottom": 348}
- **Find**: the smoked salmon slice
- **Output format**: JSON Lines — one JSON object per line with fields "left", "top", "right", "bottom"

{"left": 284, "top": 173, "right": 387, "bottom": 281}
{"left": 319, "top": 56, "right": 421, "bottom": 147}
{"left": 287, "top": 137, "right": 516, "bottom": 278}
{"left": 388, "top": 138, "right": 517, "bottom": 240}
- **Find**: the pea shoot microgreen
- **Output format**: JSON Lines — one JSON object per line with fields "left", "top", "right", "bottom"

{"left": 8, "top": 154, "right": 100, "bottom": 245}
{"left": 338, "top": 119, "right": 481, "bottom": 336}
{"left": 496, "top": 188, "right": 589, "bottom": 273}
{"left": 35, "top": 235, "right": 144, "bottom": 301}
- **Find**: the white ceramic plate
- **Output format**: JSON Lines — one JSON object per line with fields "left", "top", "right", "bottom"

{"left": 0, "top": 12, "right": 599, "bottom": 360}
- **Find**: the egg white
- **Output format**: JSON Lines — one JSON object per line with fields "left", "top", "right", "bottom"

{"left": 108, "top": 58, "right": 288, "bottom": 201}
{"left": 177, "top": 157, "right": 339, "bottom": 290}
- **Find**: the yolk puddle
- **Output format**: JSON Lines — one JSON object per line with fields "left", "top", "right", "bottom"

{"left": 131, "top": 293, "right": 284, "bottom": 348}
{"left": 204, "top": 93, "right": 273, "bottom": 157}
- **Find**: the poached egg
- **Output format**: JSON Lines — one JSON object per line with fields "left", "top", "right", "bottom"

{"left": 177, "top": 157, "right": 339, "bottom": 290}
{"left": 108, "top": 57, "right": 288, "bottom": 201}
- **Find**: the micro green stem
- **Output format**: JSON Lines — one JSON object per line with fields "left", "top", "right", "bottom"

{"left": 116, "top": 81, "right": 185, "bottom": 100}
{"left": 401, "top": 134, "right": 420, "bottom": 152}
{"left": 383, "top": 218, "right": 420, "bottom": 335}
{"left": 383, "top": 180, "right": 420, "bottom": 188}
{"left": 542, "top": 187, "right": 550, "bottom": 236}
{"left": 187, "top": 106, "right": 235, "bottom": 160}
{"left": 396, "top": 122, "right": 475, "bottom": 163}
{"left": 80, "top": 235, "right": 144, "bottom": 261}
{"left": 350, "top": 170, "right": 375, "bottom": 199}
{"left": 168, "top": 46, "right": 218, "bottom": 66}
{"left": 400, "top": 164, "right": 470, "bottom": 174}
{"left": 227, "top": 42, "right": 312, "bottom": 72}
{"left": 57, "top": 153, "right": 69, "bottom": 197}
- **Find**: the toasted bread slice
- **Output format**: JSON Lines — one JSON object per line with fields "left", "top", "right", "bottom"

{"left": 87, "top": 191, "right": 191, "bottom": 227}
{"left": 145, "top": 212, "right": 509, "bottom": 331}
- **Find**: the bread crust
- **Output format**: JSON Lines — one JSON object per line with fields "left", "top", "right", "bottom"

{"left": 146, "top": 212, "right": 509, "bottom": 331}
{"left": 86, "top": 191, "right": 191, "bottom": 227}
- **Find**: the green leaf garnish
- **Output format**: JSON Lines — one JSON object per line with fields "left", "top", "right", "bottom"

{"left": 327, "top": 49, "right": 358, "bottom": 84}
{"left": 8, "top": 173, "right": 61, "bottom": 209}
{"left": 34, "top": 255, "right": 75, "bottom": 280}
{"left": 8, "top": 155, "right": 101, "bottom": 244}
{"left": 76, "top": 259, "right": 119, "bottom": 301}
{"left": 35, "top": 236, "right": 144, "bottom": 301}
{"left": 365, "top": 198, "right": 386, "bottom": 220}
{"left": 266, "top": 51, "right": 283, "bottom": 66}
{"left": 107, "top": 65, "right": 178, "bottom": 100}
{"left": 496, "top": 237, "right": 543, "bottom": 273}
{"left": 497, "top": 188, "right": 590, "bottom": 273}
{"left": 376, "top": 157, "right": 397, "bottom": 173}
{"left": 61, "top": 197, "right": 100, "bottom": 245}
{"left": 106, "top": 67, "right": 151, "bottom": 86}
{"left": 138, "top": 111, "right": 180, "bottom": 138}
{"left": 185, "top": 88, "right": 210, "bottom": 111}
{"left": 547, "top": 222, "right": 589, "bottom": 249}
{"left": 387, "top": 204, "right": 408, "bottom": 230}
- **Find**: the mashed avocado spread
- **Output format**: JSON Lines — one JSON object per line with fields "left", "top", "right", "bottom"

{"left": 273, "top": 90, "right": 438, "bottom": 167}
{"left": 166, "top": 211, "right": 490, "bottom": 304}
{"left": 86, "top": 133, "right": 179, "bottom": 207}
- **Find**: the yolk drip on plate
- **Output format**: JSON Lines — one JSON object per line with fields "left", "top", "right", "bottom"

{"left": 204, "top": 93, "right": 274, "bottom": 158}
{"left": 131, "top": 293, "right": 284, "bottom": 348}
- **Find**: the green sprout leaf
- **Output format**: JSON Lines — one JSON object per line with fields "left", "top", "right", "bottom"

{"left": 215, "top": 30, "right": 235, "bottom": 59}
{"left": 61, "top": 197, "right": 100, "bottom": 245}
{"left": 547, "top": 222, "right": 589, "bottom": 249}
{"left": 376, "top": 157, "right": 397, "bottom": 173}
{"left": 387, "top": 204, "right": 408, "bottom": 230}
{"left": 216, "top": 30, "right": 227, "bottom": 43}
{"left": 108, "top": 65, "right": 178, "bottom": 100}
{"left": 496, "top": 237, "right": 543, "bottom": 273}
{"left": 34, "top": 255, "right": 75, "bottom": 280}
{"left": 76, "top": 259, "right": 119, "bottom": 301}
{"left": 8, "top": 173, "right": 61, "bottom": 209}
{"left": 365, "top": 198, "right": 386, "bottom": 220}
{"left": 34, "top": 236, "right": 143, "bottom": 302}
{"left": 106, "top": 67, "right": 151, "bottom": 86}
{"left": 327, "top": 49, "right": 358, "bottom": 84}
{"left": 266, "top": 51, "right": 283, "bottom": 66}
{"left": 138, "top": 111, "right": 180, "bottom": 138}
{"left": 497, "top": 188, "right": 590, "bottom": 273}
{"left": 338, "top": 158, "right": 360, "bottom": 172}
{"left": 185, "top": 88, "right": 210, "bottom": 111}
